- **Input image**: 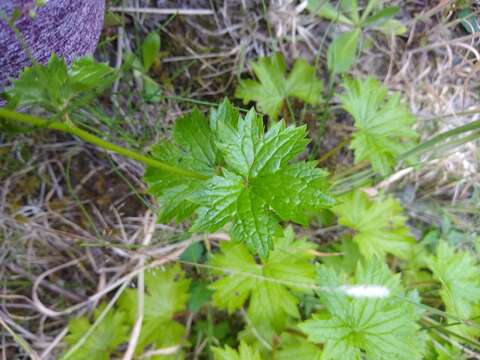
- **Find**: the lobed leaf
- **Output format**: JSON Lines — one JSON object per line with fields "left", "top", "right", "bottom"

{"left": 333, "top": 191, "right": 416, "bottom": 259}
{"left": 212, "top": 341, "right": 262, "bottom": 360}
{"left": 6, "top": 54, "right": 115, "bottom": 112}
{"left": 235, "top": 53, "right": 323, "bottom": 119}
{"left": 119, "top": 264, "right": 190, "bottom": 358}
{"left": 209, "top": 228, "right": 316, "bottom": 331}
{"left": 145, "top": 99, "right": 334, "bottom": 257}
{"left": 299, "top": 260, "right": 424, "bottom": 360}
{"left": 340, "top": 77, "right": 417, "bottom": 175}
{"left": 427, "top": 242, "right": 480, "bottom": 336}
{"left": 63, "top": 307, "right": 128, "bottom": 360}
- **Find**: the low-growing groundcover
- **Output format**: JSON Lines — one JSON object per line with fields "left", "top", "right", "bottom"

{"left": 1, "top": 4, "right": 480, "bottom": 359}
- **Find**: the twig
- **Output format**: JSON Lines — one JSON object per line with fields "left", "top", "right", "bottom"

{"left": 0, "top": 314, "right": 41, "bottom": 360}
{"left": 109, "top": 7, "right": 214, "bottom": 16}
{"left": 122, "top": 211, "right": 156, "bottom": 360}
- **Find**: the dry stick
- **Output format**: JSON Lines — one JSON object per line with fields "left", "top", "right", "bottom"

{"left": 32, "top": 258, "right": 87, "bottom": 318}
{"left": 32, "top": 241, "right": 194, "bottom": 318}
{"left": 109, "top": 7, "right": 214, "bottom": 16}
{"left": 408, "top": 32, "right": 480, "bottom": 54}
{"left": 122, "top": 211, "right": 157, "bottom": 360}
{"left": 40, "top": 327, "right": 69, "bottom": 360}
{"left": 140, "top": 346, "right": 180, "bottom": 358}
{"left": 0, "top": 315, "right": 40, "bottom": 360}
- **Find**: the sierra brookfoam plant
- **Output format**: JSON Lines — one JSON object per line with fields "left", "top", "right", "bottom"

{"left": 144, "top": 99, "right": 334, "bottom": 258}
{"left": 3, "top": 53, "right": 480, "bottom": 360}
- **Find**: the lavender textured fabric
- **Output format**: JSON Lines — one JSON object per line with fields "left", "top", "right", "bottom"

{"left": 0, "top": 0, "right": 105, "bottom": 89}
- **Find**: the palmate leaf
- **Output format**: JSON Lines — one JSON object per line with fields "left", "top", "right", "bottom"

{"left": 235, "top": 53, "right": 324, "bottom": 119}
{"left": 333, "top": 191, "right": 416, "bottom": 259}
{"left": 299, "top": 260, "right": 424, "bottom": 360}
{"left": 6, "top": 54, "right": 115, "bottom": 112}
{"left": 212, "top": 341, "right": 262, "bottom": 360}
{"left": 63, "top": 306, "right": 129, "bottom": 360}
{"left": 145, "top": 99, "right": 334, "bottom": 258}
{"left": 209, "top": 227, "right": 316, "bottom": 331}
{"left": 427, "top": 242, "right": 480, "bottom": 336}
{"left": 340, "top": 77, "right": 417, "bottom": 175}
{"left": 276, "top": 333, "right": 322, "bottom": 360}
{"left": 118, "top": 264, "right": 190, "bottom": 359}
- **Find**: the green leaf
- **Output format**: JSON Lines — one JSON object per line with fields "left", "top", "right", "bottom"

{"left": 363, "top": 6, "right": 400, "bottom": 27}
{"left": 144, "top": 110, "right": 216, "bottom": 222}
{"left": 299, "top": 260, "right": 424, "bottom": 360}
{"left": 142, "top": 31, "right": 161, "bottom": 71}
{"left": 118, "top": 264, "right": 190, "bottom": 358}
{"left": 340, "top": 0, "right": 359, "bottom": 22}
{"left": 327, "top": 29, "right": 361, "bottom": 74}
{"left": 374, "top": 18, "right": 407, "bottom": 35}
{"left": 235, "top": 53, "right": 323, "bottom": 119}
{"left": 252, "top": 161, "right": 334, "bottom": 225}
{"left": 276, "top": 333, "right": 322, "bottom": 360}
{"left": 333, "top": 191, "right": 416, "bottom": 259}
{"left": 231, "top": 189, "right": 282, "bottom": 257}
{"left": 174, "top": 108, "right": 218, "bottom": 171}
{"left": 215, "top": 108, "right": 263, "bottom": 177}
{"left": 427, "top": 242, "right": 480, "bottom": 336}
{"left": 188, "top": 281, "right": 213, "bottom": 313}
{"left": 190, "top": 170, "right": 244, "bottom": 232}
{"left": 307, "top": 0, "right": 353, "bottom": 24}
{"left": 209, "top": 228, "right": 316, "bottom": 331}
{"left": 63, "top": 306, "right": 128, "bottom": 360}
{"left": 145, "top": 100, "right": 334, "bottom": 257}
{"left": 143, "top": 75, "right": 162, "bottom": 103}
{"left": 340, "top": 77, "right": 418, "bottom": 175}
{"left": 212, "top": 341, "right": 263, "bottom": 360}
{"left": 7, "top": 55, "right": 115, "bottom": 112}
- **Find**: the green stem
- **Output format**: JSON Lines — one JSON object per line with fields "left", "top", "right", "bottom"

{"left": 0, "top": 109, "right": 208, "bottom": 180}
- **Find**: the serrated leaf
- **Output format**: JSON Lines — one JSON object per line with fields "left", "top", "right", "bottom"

{"left": 145, "top": 100, "right": 333, "bottom": 257}
{"left": 215, "top": 108, "right": 263, "bottom": 177}
{"left": 340, "top": 77, "right": 417, "bottom": 175}
{"left": 63, "top": 306, "right": 128, "bottom": 360}
{"left": 118, "top": 264, "right": 190, "bottom": 358}
{"left": 174, "top": 108, "right": 218, "bottom": 171}
{"left": 142, "top": 31, "right": 161, "bottom": 71}
{"left": 7, "top": 54, "right": 115, "bottom": 112}
{"left": 299, "top": 260, "right": 424, "bottom": 360}
{"left": 427, "top": 242, "right": 480, "bottom": 336}
{"left": 252, "top": 161, "right": 335, "bottom": 225}
{"left": 145, "top": 110, "right": 216, "bottom": 222}
{"left": 212, "top": 341, "right": 262, "bottom": 360}
{"left": 191, "top": 170, "right": 244, "bottom": 232}
{"left": 333, "top": 191, "right": 416, "bottom": 259}
{"left": 231, "top": 190, "right": 282, "bottom": 257}
{"left": 235, "top": 53, "right": 323, "bottom": 119}
{"left": 276, "top": 332, "right": 322, "bottom": 360}
{"left": 327, "top": 29, "right": 361, "bottom": 74}
{"left": 209, "top": 228, "right": 316, "bottom": 331}
{"left": 250, "top": 121, "right": 309, "bottom": 177}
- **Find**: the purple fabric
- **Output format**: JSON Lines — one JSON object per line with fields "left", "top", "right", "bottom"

{"left": 0, "top": 0, "right": 105, "bottom": 89}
